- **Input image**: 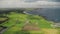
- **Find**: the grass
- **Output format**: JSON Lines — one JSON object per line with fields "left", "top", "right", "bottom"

{"left": 0, "top": 18, "right": 7, "bottom": 21}
{"left": 28, "top": 15, "right": 52, "bottom": 28}
{"left": 0, "top": 12, "right": 59, "bottom": 34}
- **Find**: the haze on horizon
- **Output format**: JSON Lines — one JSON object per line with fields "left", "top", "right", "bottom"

{"left": 0, "top": 0, "right": 60, "bottom": 8}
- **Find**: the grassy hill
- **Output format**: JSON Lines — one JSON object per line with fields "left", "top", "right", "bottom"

{"left": 0, "top": 12, "right": 60, "bottom": 34}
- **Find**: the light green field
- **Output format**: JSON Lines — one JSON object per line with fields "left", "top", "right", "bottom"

{"left": 0, "top": 12, "right": 60, "bottom": 34}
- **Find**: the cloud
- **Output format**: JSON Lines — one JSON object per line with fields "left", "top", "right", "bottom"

{"left": 0, "top": 0, "right": 60, "bottom": 8}
{"left": 48, "top": 0, "right": 60, "bottom": 2}
{"left": 23, "top": 0, "right": 40, "bottom": 2}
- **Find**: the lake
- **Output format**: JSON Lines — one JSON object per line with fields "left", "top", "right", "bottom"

{"left": 24, "top": 8, "right": 60, "bottom": 22}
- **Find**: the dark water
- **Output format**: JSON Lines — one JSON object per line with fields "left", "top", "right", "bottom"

{"left": 25, "top": 8, "right": 60, "bottom": 22}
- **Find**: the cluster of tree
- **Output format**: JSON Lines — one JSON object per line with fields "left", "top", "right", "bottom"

{"left": 0, "top": 9, "right": 25, "bottom": 14}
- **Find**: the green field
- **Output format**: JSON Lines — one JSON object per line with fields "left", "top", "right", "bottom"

{"left": 0, "top": 12, "right": 60, "bottom": 34}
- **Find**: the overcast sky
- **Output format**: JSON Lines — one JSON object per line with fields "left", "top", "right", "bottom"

{"left": 0, "top": 0, "right": 60, "bottom": 8}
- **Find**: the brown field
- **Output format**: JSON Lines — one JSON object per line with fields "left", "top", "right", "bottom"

{"left": 42, "top": 28, "right": 58, "bottom": 34}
